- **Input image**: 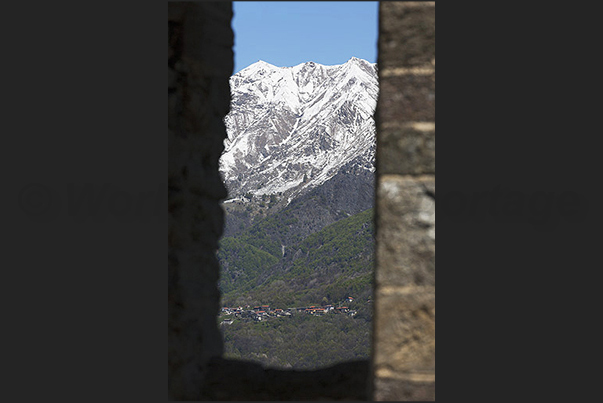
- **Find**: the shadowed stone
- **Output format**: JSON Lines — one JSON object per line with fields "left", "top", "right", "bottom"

{"left": 378, "top": 2, "right": 436, "bottom": 70}
{"left": 168, "top": 2, "right": 233, "bottom": 400}
{"left": 378, "top": 123, "right": 435, "bottom": 175}
{"left": 378, "top": 74, "right": 435, "bottom": 123}
{"left": 204, "top": 358, "right": 370, "bottom": 401}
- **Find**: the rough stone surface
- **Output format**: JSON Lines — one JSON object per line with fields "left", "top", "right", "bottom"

{"left": 168, "top": 2, "right": 233, "bottom": 401}
{"left": 375, "top": 378, "right": 436, "bottom": 402}
{"left": 373, "top": 2, "right": 435, "bottom": 400}
{"left": 204, "top": 358, "right": 370, "bottom": 401}
{"left": 378, "top": 2, "right": 436, "bottom": 70}
{"left": 375, "top": 176, "right": 435, "bottom": 287}
{"left": 378, "top": 74, "right": 436, "bottom": 123}
{"left": 378, "top": 124, "right": 435, "bottom": 175}
{"left": 374, "top": 291, "right": 436, "bottom": 375}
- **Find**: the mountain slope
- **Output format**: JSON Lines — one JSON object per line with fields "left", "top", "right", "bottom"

{"left": 219, "top": 208, "right": 375, "bottom": 309}
{"left": 220, "top": 57, "right": 378, "bottom": 205}
{"left": 217, "top": 59, "right": 377, "bottom": 370}
{"left": 222, "top": 156, "right": 374, "bottom": 238}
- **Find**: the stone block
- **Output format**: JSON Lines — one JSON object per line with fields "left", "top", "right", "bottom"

{"left": 379, "top": 2, "right": 435, "bottom": 70}
{"left": 375, "top": 377, "right": 436, "bottom": 401}
{"left": 375, "top": 175, "right": 435, "bottom": 287}
{"left": 373, "top": 290, "right": 436, "bottom": 372}
{"left": 378, "top": 73, "right": 435, "bottom": 123}
{"left": 378, "top": 123, "right": 435, "bottom": 175}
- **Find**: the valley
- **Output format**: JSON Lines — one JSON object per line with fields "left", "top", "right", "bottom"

{"left": 217, "top": 57, "right": 378, "bottom": 369}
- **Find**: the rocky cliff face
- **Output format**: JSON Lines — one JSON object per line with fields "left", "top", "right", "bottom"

{"left": 220, "top": 57, "right": 378, "bottom": 205}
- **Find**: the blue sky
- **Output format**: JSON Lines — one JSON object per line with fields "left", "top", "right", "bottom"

{"left": 232, "top": 1, "right": 379, "bottom": 73}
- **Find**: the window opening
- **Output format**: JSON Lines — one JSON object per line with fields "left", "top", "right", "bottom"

{"left": 217, "top": 1, "right": 380, "bottom": 371}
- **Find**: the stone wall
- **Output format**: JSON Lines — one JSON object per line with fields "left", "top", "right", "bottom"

{"left": 168, "top": 2, "right": 233, "bottom": 400}
{"left": 168, "top": 1, "right": 435, "bottom": 400}
{"left": 373, "top": 2, "right": 436, "bottom": 401}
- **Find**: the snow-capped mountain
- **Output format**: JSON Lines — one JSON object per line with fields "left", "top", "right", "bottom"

{"left": 220, "top": 57, "right": 378, "bottom": 204}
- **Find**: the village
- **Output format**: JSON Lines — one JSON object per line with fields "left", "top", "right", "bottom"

{"left": 219, "top": 297, "right": 360, "bottom": 325}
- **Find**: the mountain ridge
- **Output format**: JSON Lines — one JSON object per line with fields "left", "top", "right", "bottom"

{"left": 220, "top": 57, "right": 378, "bottom": 205}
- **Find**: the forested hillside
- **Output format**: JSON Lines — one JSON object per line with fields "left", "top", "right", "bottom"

{"left": 218, "top": 208, "right": 374, "bottom": 369}
{"left": 221, "top": 310, "right": 371, "bottom": 369}
{"left": 219, "top": 208, "right": 374, "bottom": 309}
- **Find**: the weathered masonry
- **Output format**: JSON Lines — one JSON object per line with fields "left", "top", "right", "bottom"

{"left": 168, "top": 2, "right": 435, "bottom": 401}
{"left": 373, "top": 2, "right": 436, "bottom": 400}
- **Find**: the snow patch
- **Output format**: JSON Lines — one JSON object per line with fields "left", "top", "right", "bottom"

{"left": 220, "top": 57, "right": 379, "bottom": 205}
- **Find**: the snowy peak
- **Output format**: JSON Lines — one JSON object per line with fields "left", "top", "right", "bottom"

{"left": 240, "top": 60, "right": 277, "bottom": 72}
{"left": 221, "top": 58, "right": 378, "bottom": 203}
